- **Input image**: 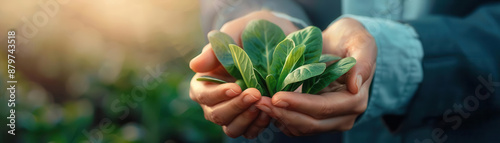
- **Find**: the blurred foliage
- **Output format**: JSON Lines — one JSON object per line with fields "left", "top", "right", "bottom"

{"left": 1, "top": 58, "right": 224, "bottom": 142}
{"left": 0, "top": 0, "right": 224, "bottom": 142}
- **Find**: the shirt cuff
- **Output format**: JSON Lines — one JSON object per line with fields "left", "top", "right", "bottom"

{"left": 332, "top": 14, "right": 424, "bottom": 127}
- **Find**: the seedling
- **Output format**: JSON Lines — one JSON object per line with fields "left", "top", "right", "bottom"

{"left": 197, "top": 20, "right": 356, "bottom": 96}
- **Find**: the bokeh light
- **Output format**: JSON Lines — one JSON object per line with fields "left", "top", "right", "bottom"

{"left": 0, "top": 0, "right": 219, "bottom": 142}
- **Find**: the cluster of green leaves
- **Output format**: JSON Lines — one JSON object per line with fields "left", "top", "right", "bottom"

{"left": 197, "top": 20, "right": 356, "bottom": 96}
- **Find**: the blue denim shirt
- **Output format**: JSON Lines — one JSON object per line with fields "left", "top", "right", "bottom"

{"left": 203, "top": 0, "right": 500, "bottom": 142}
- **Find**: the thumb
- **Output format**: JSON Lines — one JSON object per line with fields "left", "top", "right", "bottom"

{"left": 345, "top": 38, "right": 377, "bottom": 94}
{"left": 190, "top": 45, "right": 221, "bottom": 72}
{"left": 346, "top": 61, "right": 373, "bottom": 94}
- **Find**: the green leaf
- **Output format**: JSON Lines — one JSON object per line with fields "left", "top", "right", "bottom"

{"left": 286, "top": 80, "right": 304, "bottom": 92}
{"left": 228, "top": 44, "right": 263, "bottom": 93}
{"left": 265, "top": 74, "right": 277, "bottom": 95}
{"left": 207, "top": 20, "right": 348, "bottom": 97}
{"left": 196, "top": 75, "right": 228, "bottom": 84}
{"left": 242, "top": 20, "right": 286, "bottom": 76}
{"left": 286, "top": 26, "right": 323, "bottom": 64}
{"left": 269, "top": 38, "right": 295, "bottom": 77}
{"left": 281, "top": 63, "right": 326, "bottom": 90}
{"left": 208, "top": 31, "right": 242, "bottom": 79}
{"left": 303, "top": 57, "right": 356, "bottom": 94}
{"left": 254, "top": 68, "right": 269, "bottom": 97}
{"left": 276, "top": 44, "right": 306, "bottom": 90}
{"left": 282, "top": 55, "right": 306, "bottom": 91}
{"left": 294, "top": 55, "right": 305, "bottom": 70}
{"left": 235, "top": 79, "right": 247, "bottom": 90}
{"left": 319, "top": 54, "right": 341, "bottom": 63}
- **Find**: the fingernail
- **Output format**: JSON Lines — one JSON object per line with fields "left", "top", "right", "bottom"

{"left": 226, "top": 89, "right": 239, "bottom": 97}
{"left": 256, "top": 105, "right": 272, "bottom": 113}
{"left": 356, "top": 74, "right": 362, "bottom": 89}
{"left": 243, "top": 94, "right": 258, "bottom": 103}
{"left": 249, "top": 105, "right": 258, "bottom": 112}
{"left": 274, "top": 100, "right": 289, "bottom": 108}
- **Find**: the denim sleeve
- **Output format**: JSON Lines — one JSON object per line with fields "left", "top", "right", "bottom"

{"left": 333, "top": 14, "right": 424, "bottom": 126}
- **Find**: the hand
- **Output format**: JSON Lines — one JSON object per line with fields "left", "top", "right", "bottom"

{"left": 255, "top": 18, "right": 377, "bottom": 136}
{"left": 189, "top": 10, "right": 298, "bottom": 138}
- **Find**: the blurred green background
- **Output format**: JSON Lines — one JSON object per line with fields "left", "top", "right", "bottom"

{"left": 0, "top": 0, "right": 223, "bottom": 142}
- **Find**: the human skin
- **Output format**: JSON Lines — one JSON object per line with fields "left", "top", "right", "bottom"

{"left": 255, "top": 18, "right": 377, "bottom": 136}
{"left": 189, "top": 10, "right": 298, "bottom": 138}
{"left": 191, "top": 13, "right": 377, "bottom": 137}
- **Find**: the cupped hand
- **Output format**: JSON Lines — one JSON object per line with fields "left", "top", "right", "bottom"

{"left": 189, "top": 10, "right": 298, "bottom": 138}
{"left": 255, "top": 18, "right": 377, "bottom": 136}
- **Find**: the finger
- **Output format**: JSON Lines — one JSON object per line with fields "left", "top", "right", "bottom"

{"left": 266, "top": 105, "right": 358, "bottom": 136}
{"left": 190, "top": 44, "right": 221, "bottom": 72}
{"left": 321, "top": 31, "right": 347, "bottom": 58}
{"left": 219, "top": 21, "right": 244, "bottom": 46}
{"left": 190, "top": 75, "right": 241, "bottom": 106}
{"left": 191, "top": 15, "right": 250, "bottom": 73}
{"left": 271, "top": 91, "right": 363, "bottom": 119}
{"left": 243, "top": 111, "right": 271, "bottom": 139}
{"left": 344, "top": 32, "right": 377, "bottom": 94}
{"left": 206, "top": 88, "right": 261, "bottom": 125}
{"left": 256, "top": 97, "right": 296, "bottom": 136}
{"left": 224, "top": 105, "right": 260, "bottom": 138}
{"left": 255, "top": 96, "right": 273, "bottom": 113}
